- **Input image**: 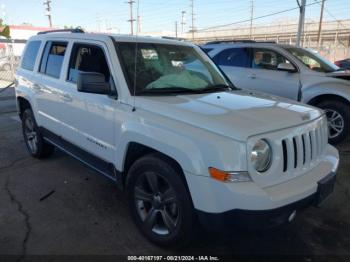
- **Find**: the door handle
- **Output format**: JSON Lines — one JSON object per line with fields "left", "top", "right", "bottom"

{"left": 33, "top": 84, "right": 41, "bottom": 91}
{"left": 61, "top": 93, "right": 72, "bottom": 102}
{"left": 250, "top": 73, "right": 257, "bottom": 79}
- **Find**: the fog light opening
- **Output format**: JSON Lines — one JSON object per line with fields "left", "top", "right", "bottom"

{"left": 288, "top": 210, "right": 297, "bottom": 222}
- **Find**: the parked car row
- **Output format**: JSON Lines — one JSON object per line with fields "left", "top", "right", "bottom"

{"left": 15, "top": 30, "right": 339, "bottom": 247}
{"left": 202, "top": 40, "right": 350, "bottom": 144}
{"left": 0, "top": 55, "right": 20, "bottom": 71}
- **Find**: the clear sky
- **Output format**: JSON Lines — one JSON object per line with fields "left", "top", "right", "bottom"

{"left": 0, "top": 0, "right": 349, "bottom": 34}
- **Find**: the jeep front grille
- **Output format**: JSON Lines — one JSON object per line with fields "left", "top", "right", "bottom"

{"left": 281, "top": 123, "right": 328, "bottom": 172}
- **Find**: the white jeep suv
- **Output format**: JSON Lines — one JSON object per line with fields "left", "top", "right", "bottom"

{"left": 202, "top": 41, "right": 350, "bottom": 144}
{"left": 15, "top": 30, "right": 339, "bottom": 246}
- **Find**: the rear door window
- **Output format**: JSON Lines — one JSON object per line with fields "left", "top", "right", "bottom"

{"left": 40, "top": 41, "right": 67, "bottom": 78}
{"left": 213, "top": 48, "right": 250, "bottom": 68}
{"left": 21, "top": 41, "right": 42, "bottom": 71}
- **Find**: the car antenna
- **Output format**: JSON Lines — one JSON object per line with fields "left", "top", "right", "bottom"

{"left": 132, "top": 0, "right": 140, "bottom": 112}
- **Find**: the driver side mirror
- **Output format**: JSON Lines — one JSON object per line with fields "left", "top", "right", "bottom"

{"left": 77, "top": 72, "right": 110, "bottom": 94}
{"left": 277, "top": 62, "right": 297, "bottom": 73}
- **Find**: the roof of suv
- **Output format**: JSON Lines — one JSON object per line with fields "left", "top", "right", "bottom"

{"left": 29, "top": 31, "right": 193, "bottom": 46}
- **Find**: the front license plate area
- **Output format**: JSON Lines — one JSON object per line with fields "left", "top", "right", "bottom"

{"left": 316, "top": 172, "right": 336, "bottom": 206}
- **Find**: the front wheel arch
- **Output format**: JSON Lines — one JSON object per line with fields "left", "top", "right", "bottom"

{"left": 125, "top": 152, "right": 196, "bottom": 246}
{"left": 309, "top": 95, "right": 350, "bottom": 143}
{"left": 307, "top": 94, "right": 350, "bottom": 108}
{"left": 123, "top": 142, "right": 193, "bottom": 206}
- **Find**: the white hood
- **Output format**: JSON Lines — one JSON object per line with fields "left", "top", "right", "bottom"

{"left": 136, "top": 90, "right": 323, "bottom": 141}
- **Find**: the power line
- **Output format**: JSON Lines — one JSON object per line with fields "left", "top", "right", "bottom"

{"left": 319, "top": 2, "right": 349, "bottom": 30}
{"left": 199, "top": 0, "right": 323, "bottom": 32}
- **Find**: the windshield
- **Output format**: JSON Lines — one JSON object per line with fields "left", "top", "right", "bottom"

{"left": 117, "top": 42, "right": 231, "bottom": 95}
{"left": 284, "top": 47, "right": 339, "bottom": 73}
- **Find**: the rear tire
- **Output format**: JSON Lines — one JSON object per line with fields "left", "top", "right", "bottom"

{"left": 126, "top": 153, "right": 195, "bottom": 247}
{"left": 316, "top": 100, "right": 350, "bottom": 144}
{"left": 21, "top": 108, "right": 55, "bottom": 158}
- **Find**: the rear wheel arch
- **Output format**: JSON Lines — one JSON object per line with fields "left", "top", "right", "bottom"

{"left": 17, "top": 97, "right": 32, "bottom": 119}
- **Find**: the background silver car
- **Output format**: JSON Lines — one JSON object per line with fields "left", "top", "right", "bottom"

{"left": 203, "top": 40, "right": 350, "bottom": 143}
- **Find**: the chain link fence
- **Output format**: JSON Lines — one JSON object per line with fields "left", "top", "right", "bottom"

{"left": 0, "top": 39, "right": 26, "bottom": 90}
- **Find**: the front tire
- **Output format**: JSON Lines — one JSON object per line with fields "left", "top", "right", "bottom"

{"left": 21, "top": 108, "right": 55, "bottom": 158}
{"left": 317, "top": 100, "right": 350, "bottom": 144}
{"left": 126, "top": 153, "right": 195, "bottom": 247}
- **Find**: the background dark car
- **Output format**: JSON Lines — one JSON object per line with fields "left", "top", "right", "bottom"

{"left": 335, "top": 58, "right": 350, "bottom": 69}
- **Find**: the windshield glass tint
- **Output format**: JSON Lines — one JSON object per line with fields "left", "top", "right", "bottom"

{"left": 117, "top": 42, "right": 229, "bottom": 94}
{"left": 284, "top": 47, "right": 339, "bottom": 73}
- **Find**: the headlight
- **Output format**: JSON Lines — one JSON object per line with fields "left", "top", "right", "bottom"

{"left": 250, "top": 139, "right": 272, "bottom": 172}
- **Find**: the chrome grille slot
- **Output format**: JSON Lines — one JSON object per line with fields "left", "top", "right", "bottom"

{"left": 301, "top": 135, "right": 306, "bottom": 165}
{"left": 282, "top": 140, "right": 287, "bottom": 172}
{"left": 310, "top": 130, "right": 317, "bottom": 160}
{"left": 303, "top": 133, "right": 311, "bottom": 164}
{"left": 292, "top": 137, "right": 297, "bottom": 168}
{"left": 316, "top": 127, "right": 322, "bottom": 156}
{"left": 280, "top": 119, "right": 327, "bottom": 173}
{"left": 295, "top": 135, "right": 304, "bottom": 169}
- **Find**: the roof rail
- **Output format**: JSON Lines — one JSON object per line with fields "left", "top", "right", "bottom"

{"left": 205, "top": 40, "right": 276, "bottom": 45}
{"left": 161, "top": 36, "right": 187, "bottom": 42}
{"left": 37, "top": 28, "right": 84, "bottom": 35}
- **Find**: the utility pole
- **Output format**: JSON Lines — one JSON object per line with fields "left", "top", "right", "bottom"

{"left": 317, "top": 0, "right": 325, "bottom": 49}
{"left": 175, "top": 21, "right": 178, "bottom": 38}
{"left": 249, "top": 0, "right": 254, "bottom": 39}
{"left": 181, "top": 11, "right": 186, "bottom": 35}
{"left": 43, "top": 0, "right": 53, "bottom": 28}
{"left": 190, "top": 0, "right": 195, "bottom": 40}
{"left": 296, "top": 0, "right": 306, "bottom": 46}
{"left": 127, "top": 0, "right": 136, "bottom": 35}
{"left": 137, "top": 15, "right": 142, "bottom": 33}
{"left": 96, "top": 14, "right": 102, "bottom": 32}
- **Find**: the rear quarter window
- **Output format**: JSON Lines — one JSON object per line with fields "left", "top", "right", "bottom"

{"left": 21, "top": 41, "right": 42, "bottom": 71}
{"left": 40, "top": 41, "right": 68, "bottom": 78}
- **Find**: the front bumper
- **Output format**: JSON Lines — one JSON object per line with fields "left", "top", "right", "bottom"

{"left": 196, "top": 191, "right": 316, "bottom": 231}
{"left": 196, "top": 171, "right": 336, "bottom": 231}
{"left": 184, "top": 145, "right": 339, "bottom": 229}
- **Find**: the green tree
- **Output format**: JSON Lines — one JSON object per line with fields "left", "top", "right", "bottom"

{"left": 0, "top": 18, "right": 10, "bottom": 38}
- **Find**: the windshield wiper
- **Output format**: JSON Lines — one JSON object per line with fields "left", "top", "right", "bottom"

{"left": 195, "top": 84, "right": 232, "bottom": 93}
{"left": 334, "top": 68, "right": 347, "bottom": 72}
{"left": 137, "top": 84, "right": 232, "bottom": 95}
{"left": 137, "top": 87, "right": 201, "bottom": 95}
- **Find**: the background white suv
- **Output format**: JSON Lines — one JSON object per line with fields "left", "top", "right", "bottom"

{"left": 16, "top": 31, "right": 339, "bottom": 246}
{"left": 203, "top": 41, "right": 350, "bottom": 143}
